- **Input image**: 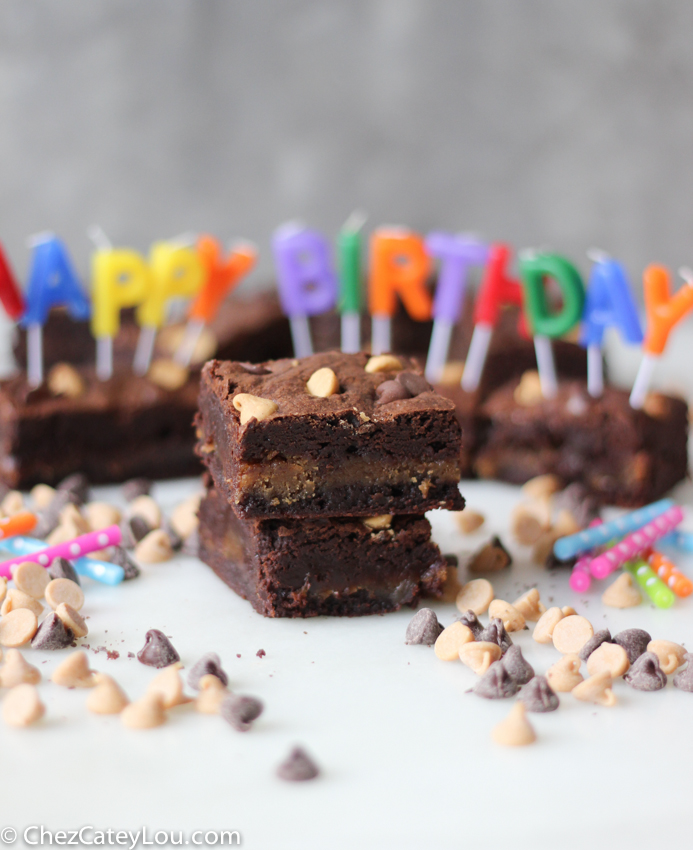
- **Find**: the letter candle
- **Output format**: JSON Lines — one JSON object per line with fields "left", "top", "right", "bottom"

{"left": 174, "top": 236, "right": 257, "bottom": 367}
{"left": 424, "top": 233, "right": 488, "bottom": 382}
{"left": 580, "top": 250, "right": 643, "bottom": 397}
{"left": 21, "top": 233, "right": 91, "bottom": 387}
{"left": 461, "top": 243, "right": 523, "bottom": 392}
{"left": 630, "top": 265, "right": 693, "bottom": 409}
{"left": 272, "top": 223, "right": 339, "bottom": 358}
{"left": 0, "top": 242, "right": 25, "bottom": 321}
{"left": 133, "top": 239, "right": 205, "bottom": 375}
{"left": 368, "top": 228, "right": 432, "bottom": 355}
{"left": 337, "top": 211, "right": 366, "bottom": 354}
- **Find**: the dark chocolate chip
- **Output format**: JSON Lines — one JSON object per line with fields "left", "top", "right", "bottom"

{"left": 239, "top": 362, "right": 271, "bottom": 375}
{"left": 545, "top": 552, "right": 577, "bottom": 570}
{"left": 136, "top": 629, "right": 180, "bottom": 668}
{"left": 519, "top": 676, "right": 560, "bottom": 712}
{"left": 552, "top": 482, "right": 600, "bottom": 529}
{"left": 188, "top": 652, "right": 229, "bottom": 690}
{"left": 501, "top": 645, "right": 534, "bottom": 685}
{"left": 221, "top": 694, "right": 264, "bottom": 732}
{"left": 110, "top": 546, "right": 140, "bottom": 580}
{"left": 48, "top": 556, "right": 81, "bottom": 586}
{"left": 579, "top": 629, "right": 612, "bottom": 662}
{"left": 181, "top": 528, "right": 200, "bottom": 557}
{"left": 122, "top": 478, "right": 153, "bottom": 502}
{"left": 405, "top": 608, "right": 444, "bottom": 645}
{"left": 613, "top": 629, "right": 652, "bottom": 664}
{"left": 276, "top": 746, "right": 320, "bottom": 782}
{"left": 56, "top": 473, "right": 89, "bottom": 505}
{"left": 478, "top": 618, "right": 513, "bottom": 654}
{"left": 673, "top": 654, "right": 693, "bottom": 692}
{"left": 31, "top": 490, "right": 73, "bottom": 539}
{"left": 457, "top": 609, "right": 484, "bottom": 639}
{"left": 119, "top": 516, "right": 151, "bottom": 550}
{"left": 443, "top": 553, "right": 459, "bottom": 569}
{"left": 375, "top": 379, "right": 410, "bottom": 406}
{"left": 31, "top": 613, "right": 74, "bottom": 650}
{"left": 473, "top": 661, "right": 520, "bottom": 699}
{"left": 469, "top": 536, "right": 512, "bottom": 572}
{"left": 396, "top": 371, "right": 431, "bottom": 397}
{"left": 162, "top": 518, "right": 183, "bottom": 551}
{"left": 623, "top": 651, "right": 667, "bottom": 691}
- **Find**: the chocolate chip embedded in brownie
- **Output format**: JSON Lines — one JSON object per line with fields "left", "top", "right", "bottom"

{"left": 195, "top": 351, "right": 465, "bottom": 519}
{"left": 198, "top": 482, "right": 448, "bottom": 618}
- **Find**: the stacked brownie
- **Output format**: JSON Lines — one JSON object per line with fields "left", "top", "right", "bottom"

{"left": 194, "top": 351, "right": 465, "bottom": 617}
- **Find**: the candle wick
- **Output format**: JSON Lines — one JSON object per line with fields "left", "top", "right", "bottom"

{"left": 678, "top": 266, "right": 693, "bottom": 285}
{"left": 87, "top": 224, "right": 113, "bottom": 251}
{"left": 26, "top": 231, "right": 55, "bottom": 248}
{"left": 587, "top": 247, "right": 610, "bottom": 263}
{"left": 343, "top": 210, "right": 368, "bottom": 233}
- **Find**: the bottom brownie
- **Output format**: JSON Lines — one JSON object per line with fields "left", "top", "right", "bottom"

{"left": 198, "top": 483, "right": 447, "bottom": 618}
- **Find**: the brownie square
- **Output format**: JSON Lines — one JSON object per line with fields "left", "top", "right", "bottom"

{"left": 196, "top": 351, "right": 464, "bottom": 519}
{"left": 198, "top": 481, "right": 448, "bottom": 618}
{"left": 473, "top": 377, "right": 689, "bottom": 507}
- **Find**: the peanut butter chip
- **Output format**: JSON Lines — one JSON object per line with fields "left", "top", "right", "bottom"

{"left": 533, "top": 607, "right": 564, "bottom": 644}
{"left": 13, "top": 561, "right": 51, "bottom": 600}
{"left": 0, "top": 609, "right": 38, "bottom": 647}
{"left": 546, "top": 654, "right": 584, "bottom": 692}
{"left": 488, "top": 600, "right": 526, "bottom": 633}
{"left": 121, "top": 693, "right": 167, "bottom": 729}
{"left": 31, "top": 483, "right": 56, "bottom": 509}
{"left": 458, "top": 641, "right": 502, "bottom": 675}
{"left": 147, "top": 358, "right": 190, "bottom": 391}
{"left": 232, "top": 393, "right": 278, "bottom": 425}
{"left": 45, "top": 578, "right": 85, "bottom": 612}
{"left": 364, "top": 354, "right": 402, "bottom": 374}
{"left": 86, "top": 673, "right": 130, "bottom": 715}
{"left": 146, "top": 663, "right": 191, "bottom": 709}
{"left": 0, "top": 649, "right": 41, "bottom": 687}
{"left": 454, "top": 509, "right": 485, "bottom": 535}
{"left": 434, "top": 622, "right": 474, "bottom": 661}
{"left": 572, "top": 671, "right": 617, "bottom": 706}
{"left": 47, "top": 362, "right": 85, "bottom": 399}
{"left": 512, "top": 588, "right": 546, "bottom": 622}
{"left": 362, "top": 515, "right": 392, "bottom": 530}
{"left": 514, "top": 370, "right": 543, "bottom": 407}
{"left": 0, "top": 577, "right": 6, "bottom": 604}
{"left": 561, "top": 606, "right": 577, "bottom": 617}
{"left": 602, "top": 572, "right": 642, "bottom": 608}
{"left": 306, "top": 367, "right": 340, "bottom": 398}
{"left": 128, "top": 495, "right": 162, "bottom": 529}
{"left": 195, "top": 674, "right": 228, "bottom": 714}
{"left": 84, "top": 502, "right": 121, "bottom": 531}
{"left": 55, "top": 602, "right": 88, "bottom": 638}
{"left": 491, "top": 702, "right": 536, "bottom": 747}
{"left": 521, "top": 474, "right": 561, "bottom": 500}
{"left": 586, "top": 643, "right": 630, "bottom": 679}
{"left": 51, "top": 651, "right": 96, "bottom": 689}
{"left": 2, "top": 683, "right": 45, "bottom": 727}
{"left": 647, "top": 640, "right": 687, "bottom": 675}
{"left": 1, "top": 490, "right": 24, "bottom": 516}
{"left": 455, "top": 578, "right": 494, "bottom": 615}
{"left": 511, "top": 500, "right": 551, "bottom": 545}
{"left": 2, "top": 589, "right": 43, "bottom": 618}
{"left": 134, "top": 529, "right": 174, "bottom": 563}
{"left": 170, "top": 494, "right": 201, "bottom": 539}
{"left": 552, "top": 615, "right": 594, "bottom": 654}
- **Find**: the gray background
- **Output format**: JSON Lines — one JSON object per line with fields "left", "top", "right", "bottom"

{"left": 1, "top": 0, "right": 693, "bottom": 287}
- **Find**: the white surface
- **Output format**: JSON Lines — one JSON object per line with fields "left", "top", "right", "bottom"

{"left": 3, "top": 475, "right": 693, "bottom": 850}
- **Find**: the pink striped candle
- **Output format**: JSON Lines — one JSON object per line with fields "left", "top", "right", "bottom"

{"left": 569, "top": 520, "right": 603, "bottom": 592}
{"left": 588, "top": 507, "right": 683, "bottom": 580}
{"left": 0, "top": 524, "right": 121, "bottom": 579}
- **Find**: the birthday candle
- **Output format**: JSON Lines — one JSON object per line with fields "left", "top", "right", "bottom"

{"left": 272, "top": 223, "right": 338, "bottom": 358}
{"left": 0, "top": 241, "right": 25, "bottom": 321}
{"left": 588, "top": 506, "right": 683, "bottom": 580}
{"left": 424, "top": 233, "right": 488, "bottom": 382}
{"left": 580, "top": 251, "right": 643, "bottom": 398}
{"left": 1, "top": 535, "right": 124, "bottom": 585}
{"left": 630, "top": 265, "right": 693, "bottom": 409}
{"left": 338, "top": 212, "right": 366, "bottom": 354}
{"left": 648, "top": 551, "right": 693, "bottom": 597}
{"left": 624, "top": 558, "right": 676, "bottom": 609}
{"left": 518, "top": 251, "right": 585, "bottom": 400}
{"left": 174, "top": 236, "right": 257, "bottom": 367}
{"left": 368, "top": 228, "right": 432, "bottom": 355}
{"left": 554, "top": 498, "right": 674, "bottom": 560}
{"left": 568, "top": 519, "right": 603, "bottom": 592}
{"left": 0, "top": 511, "right": 37, "bottom": 539}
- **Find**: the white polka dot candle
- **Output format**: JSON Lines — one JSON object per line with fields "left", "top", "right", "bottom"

{"left": 0, "top": 524, "right": 121, "bottom": 579}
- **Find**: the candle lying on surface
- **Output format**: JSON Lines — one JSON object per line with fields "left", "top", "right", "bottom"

{"left": 568, "top": 519, "right": 603, "bottom": 592}
{"left": 0, "top": 511, "right": 37, "bottom": 540}
{"left": 624, "top": 558, "right": 676, "bottom": 609}
{"left": 1, "top": 535, "right": 124, "bottom": 585}
{"left": 648, "top": 551, "right": 693, "bottom": 597}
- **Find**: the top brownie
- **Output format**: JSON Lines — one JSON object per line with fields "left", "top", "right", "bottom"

{"left": 196, "top": 351, "right": 464, "bottom": 519}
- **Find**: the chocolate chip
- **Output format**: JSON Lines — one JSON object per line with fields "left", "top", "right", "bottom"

{"left": 396, "top": 371, "right": 431, "bottom": 396}
{"left": 48, "top": 557, "right": 81, "bottom": 586}
{"left": 457, "top": 609, "right": 484, "bottom": 639}
{"left": 276, "top": 746, "right": 320, "bottom": 782}
{"left": 405, "top": 608, "right": 444, "bottom": 645}
{"left": 501, "top": 645, "right": 534, "bottom": 685}
{"left": 32, "top": 489, "right": 73, "bottom": 539}
{"left": 31, "top": 612, "right": 74, "bottom": 650}
{"left": 239, "top": 363, "right": 271, "bottom": 375}
{"left": 673, "top": 654, "right": 693, "bottom": 692}
{"left": 478, "top": 617, "right": 513, "bottom": 654}
{"left": 444, "top": 553, "right": 459, "bottom": 569}
{"left": 623, "top": 651, "right": 667, "bottom": 691}
{"left": 545, "top": 552, "right": 577, "bottom": 570}
{"left": 579, "top": 628, "right": 612, "bottom": 662}
{"left": 136, "top": 629, "right": 180, "bottom": 668}
{"left": 120, "top": 516, "right": 152, "bottom": 550}
{"left": 552, "top": 482, "right": 600, "bottom": 529}
{"left": 57, "top": 473, "right": 89, "bottom": 505}
{"left": 473, "top": 661, "right": 520, "bottom": 699}
{"left": 519, "top": 676, "right": 560, "bottom": 712}
{"left": 181, "top": 528, "right": 199, "bottom": 557}
{"left": 122, "top": 478, "right": 152, "bottom": 502}
{"left": 188, "top": 652, "right": 228, "bottom": 690}
{"left": 375, "top": 379, "right": 410, "bottom": 406}
{"left": 110, "top": 547, "right": 140, "bottom": 580}
{"left": 162, "top": 518, "right": 183, "bottom": 551}
{"left": 221, "top": 694, "right": 263, "bottom": 732}
{"left": 469, "top": 536, "right": 512, "bottom": 572}
{"left": 613, "top": 628, "right": 651, "bottom": 664}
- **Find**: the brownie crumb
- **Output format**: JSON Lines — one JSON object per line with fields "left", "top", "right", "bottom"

{"left": 256, "top": 649, "right": 266, "bottom": 658}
